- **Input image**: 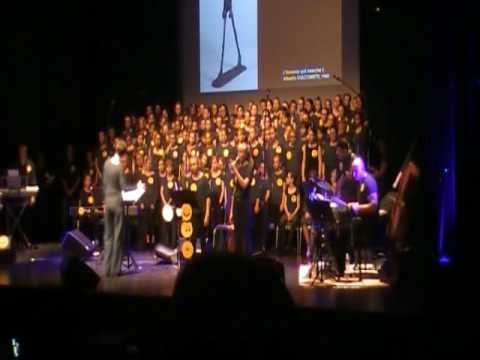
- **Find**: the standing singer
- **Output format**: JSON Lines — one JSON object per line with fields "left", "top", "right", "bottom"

{"left": 229, "top": 143, "right": 253, "bottom": 254}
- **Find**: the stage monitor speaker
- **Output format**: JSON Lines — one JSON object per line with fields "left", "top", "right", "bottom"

{"left": 60, "top": 256, "right": 100, "bottom": 290}
{"left": 62, "top": 229, "right": 95, "bottom": 260}
{"left": 154, "top": 244, "right": 178, "bottom": 264}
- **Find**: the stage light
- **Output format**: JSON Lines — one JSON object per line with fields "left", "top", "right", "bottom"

{"left": 439, "top": 256, "right": 451, "bottom": 266}
{"left": 0, "top": 235, "right": 11, "bottom": 250}
{"left": 298, "top": 264, "right": 311, "bottom": 284}
{"left": 175, "top": 207, "right": 182, "bottom": 218}
{"left": 375, "top": 6, "right": 381, "bottom": 13}
{"left": 162, "top": 204, "right": 174, "bottom": 222}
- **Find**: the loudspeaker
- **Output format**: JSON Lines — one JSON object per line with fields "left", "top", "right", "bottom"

{"left": 60, "top": 256, "right": 100, "bottom": 290}
{"left": 154, "top": 244, "right": 178, "bottom": 264}
{"left": 62, "top": 229, "right": 95, "bottom": 259}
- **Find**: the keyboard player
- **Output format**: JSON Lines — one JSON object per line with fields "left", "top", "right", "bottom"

{"left": 15, "top": 144, "right": 37, "bottom": 186}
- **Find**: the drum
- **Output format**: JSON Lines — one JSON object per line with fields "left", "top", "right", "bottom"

{"left": 162, "top": 204, "right": 174, "bottom": 222}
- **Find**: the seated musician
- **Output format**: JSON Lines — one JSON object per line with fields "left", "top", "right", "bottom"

{"left": 334, "top": 156, "right": 378, "bottom": 279}
{"left": 16, "top": 144, "right": 37, "bottom": 186}
{"left": 279, "top": 172, "right": 301, "bottom": 254}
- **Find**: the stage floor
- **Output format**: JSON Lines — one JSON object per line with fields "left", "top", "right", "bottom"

{"left": 0, "top": 244, "right": 394, "bottom": 313}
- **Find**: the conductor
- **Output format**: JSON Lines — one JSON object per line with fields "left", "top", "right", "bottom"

{"left": 102, "top": 138, "right": 129, "bottom": 277}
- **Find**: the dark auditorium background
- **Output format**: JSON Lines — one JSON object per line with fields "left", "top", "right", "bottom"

{"left": 3, "top": 1, "right": 476, "bottom": 263}
{"left": 2, "top": 0, "right": 478, "bottom": 357}
{"left": 5, "top": 1, "right": 425, "bottom": 170}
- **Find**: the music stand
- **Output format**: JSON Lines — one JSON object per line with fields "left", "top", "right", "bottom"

{"left": 212, "top": 0, "right": 247, "bottom": 88}
{"left": 121, "top": 186, "right": 145, "bottom": 273}
{"left": 303, "top": 181, "right": 337, "bottom": 284}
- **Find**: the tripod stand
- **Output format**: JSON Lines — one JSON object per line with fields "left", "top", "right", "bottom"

{"left": 121, "top": 203, "right": 139, "bottom": 273}
{"left": 309, "top": 223, "right": 327, "bottom": 284}
{"left": 212, "top": 0, "right": 247, "bottom": 88}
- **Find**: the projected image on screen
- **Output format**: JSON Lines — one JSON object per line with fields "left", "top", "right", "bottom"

{"left": 199, "top": 0, "right": 258, "bottom": 93}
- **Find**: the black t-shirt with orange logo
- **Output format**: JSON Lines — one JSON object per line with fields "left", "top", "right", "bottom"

{"left": 284, "top": 186, "right": 300, "bottom": 214}
{"left": 304, "top": 143, "right": 320, "bottom": 175}
{"left": 160, "top": 175, "right": 178, "bottom": 204}
{"left": 139, "top": 172, "right": 158, "bottom": 207}
{"left": 183, "top": 173, "right": 210, "bottom": 215}
{"left": 270, "top": 169, "right": 285, "bottom": 206}
{"left": 251, "top": 143, "right": 263, "bottom": 169}
{"left": 284, "top": 144, "right": 300, "bottom": 180}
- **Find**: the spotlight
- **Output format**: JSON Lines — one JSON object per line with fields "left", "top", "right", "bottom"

{"left": 0, "top": 234, "right": 15, "bottom": 264}
{"left": 162, "top": 204, "right": 174, "bottom": 222}
{"left": 175, "top": 207, "right": 182, "bottom": 218}
{"left": 375, "top": 6, "right": 381, "bottom": 13}
{"left": 439, "top": 256, "right": 451, "bottom": 266}
{"left": 0, "top": 235, "right": 11, "bottom": 251}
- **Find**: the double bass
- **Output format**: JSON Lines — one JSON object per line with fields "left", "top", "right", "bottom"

{"left": 386, "top": 143, "right": 420, "bottom": 249}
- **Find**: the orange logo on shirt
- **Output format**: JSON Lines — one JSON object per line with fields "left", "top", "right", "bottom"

{"left": 180, "top": 222, "right": 193, "bottom": 239}
{"left": 190, "top": 183, "right": 197, "bottom": 192}
{"left": 181, "top": 239, "right": 194, "bottom": 258}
